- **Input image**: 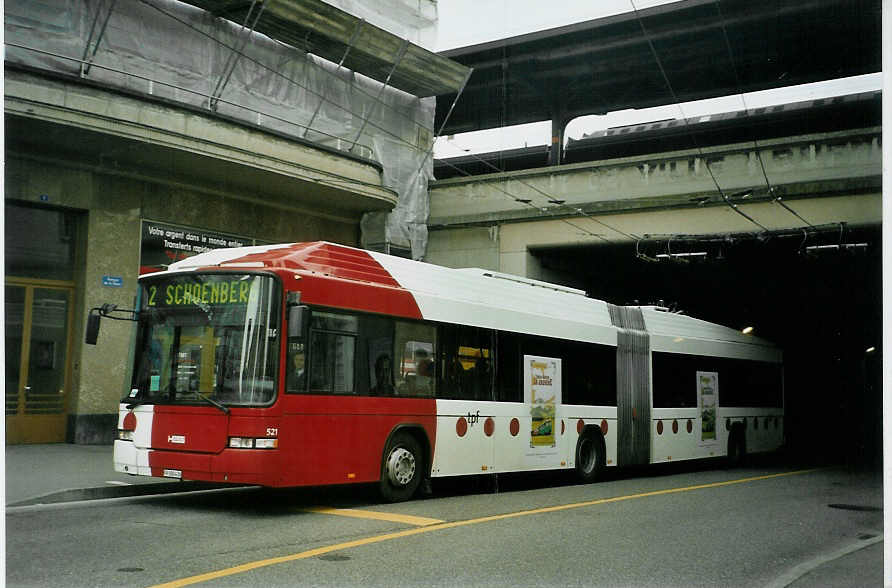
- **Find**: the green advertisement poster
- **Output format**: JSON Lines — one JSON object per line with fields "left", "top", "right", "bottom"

{"left": 524, "top": 356, "right": 560, "bottom": 449}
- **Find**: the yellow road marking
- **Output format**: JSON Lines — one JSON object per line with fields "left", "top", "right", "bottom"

{"left": 304, "top": 506, "right": 444, "bottom": 527}
{"left": 153, "top": 469, "right": 819, "bottom": 588}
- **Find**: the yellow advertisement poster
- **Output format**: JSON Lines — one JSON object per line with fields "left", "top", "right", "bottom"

{"left": 524, "top": 356, "right": 560, "bottom": 449}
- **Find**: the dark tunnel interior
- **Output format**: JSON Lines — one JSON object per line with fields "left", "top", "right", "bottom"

{"left": 532, "top": 224, "right": 882, "bottom": 470}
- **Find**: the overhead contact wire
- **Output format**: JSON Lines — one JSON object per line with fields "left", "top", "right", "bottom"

{"left": 436, "top": 135, "right": 640, "bottom": 241}
{"left": 629, "top": 0, "right": 770, "bottom": 233}
{"left": 433, "top": 154, "right": 613, "bottom": 243}
{"left": 712, "top": 0, "right": 816, "bottom": 231}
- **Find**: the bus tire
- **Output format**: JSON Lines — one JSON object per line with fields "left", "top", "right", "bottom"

{"left": 379, "top": 431, "right": 423, "bottom": 503}
{"left": 727, "top": 424, "right": 746, "bottom": 467}
{"left": 575, "top": 428, "right": 605, "bottom": 483}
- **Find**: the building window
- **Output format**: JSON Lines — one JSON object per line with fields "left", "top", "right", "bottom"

{"left": 5, "top": 203, "right": 77, "bottom": 281}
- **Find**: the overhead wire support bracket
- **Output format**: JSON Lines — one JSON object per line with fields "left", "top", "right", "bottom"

{"left": 209, "top": 0, "right": 267, "bottom": 112}
{"left": 80, "top": 0, "right": 118, "bottom": 78}
{"left": 720, "top": 189, "right": 770, "bottom": 232}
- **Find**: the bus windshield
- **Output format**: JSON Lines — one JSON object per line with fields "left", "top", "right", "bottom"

{"left": 128, "top": 273, "right": 281, "bottom": 407}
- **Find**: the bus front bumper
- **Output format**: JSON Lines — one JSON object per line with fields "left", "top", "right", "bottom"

{"left": 113, "top": 440, "right": 282, "bottom": 485}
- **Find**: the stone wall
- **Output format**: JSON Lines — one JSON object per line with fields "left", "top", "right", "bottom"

{"left": 6, "top": 154, "right": 358, "bottom": 444}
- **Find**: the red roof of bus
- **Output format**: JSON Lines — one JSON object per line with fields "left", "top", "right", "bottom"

{"left": 219, "top": 242, "right": 403, "bottom": 288}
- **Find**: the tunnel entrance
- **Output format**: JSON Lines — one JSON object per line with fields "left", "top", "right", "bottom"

{"left": 531, "top": 224, "right": 882, "bottom": 468}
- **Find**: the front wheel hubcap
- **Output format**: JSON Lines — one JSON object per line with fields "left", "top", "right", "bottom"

{"left": 386, "top": 447, "right": 416, "bottom": 486}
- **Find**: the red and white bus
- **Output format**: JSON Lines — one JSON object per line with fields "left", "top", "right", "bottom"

{"left": 94, "top": 241, "right": 783, "bottom": 502}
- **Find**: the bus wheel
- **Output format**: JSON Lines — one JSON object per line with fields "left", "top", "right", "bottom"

{"left": 575, "top": 430, "right": 604, "bottom": 483}
{"left": 727, "top": 425, "right": 746, "bottom": 467}
{"left": 379, "top": 432, "right": 422, "bottom": 503}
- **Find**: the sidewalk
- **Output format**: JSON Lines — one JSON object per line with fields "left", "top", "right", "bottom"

{"left": 786, "top": 540, "right": 884, "bottom": 588}
{"left": 5, "top": 443, "right": 213, "bottom": 506}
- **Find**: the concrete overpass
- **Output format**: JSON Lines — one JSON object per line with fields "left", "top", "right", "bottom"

{"left": 427, "top": 123, "right": 881, "bottom": 277}
{"left": 436, "top": 0, "right": 881, "bottom": 165}
{"left": 427, "top": 92, "right": 882, "bottom": 465}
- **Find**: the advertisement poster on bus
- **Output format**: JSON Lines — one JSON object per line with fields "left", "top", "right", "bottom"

{"left": 697, "top": 371, "right": 719, "bottom": 445}
{"left": 524, "top": 355, "right": 561, "bottom": 451}
{"left": 139, "top": 220, "right": 264, "bottom": 275}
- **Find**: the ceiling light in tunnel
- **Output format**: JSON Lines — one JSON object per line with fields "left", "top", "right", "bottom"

{"left": 805, "top": 243, "right": 868, "bottom": 253}
{"left": 865, "top": 346, "right": 876, "bottom": 354}
{"left": 655, "top": 252, "right": 707, "bottom": 260}
{"left": 741, "top": 326, "right": 754, "bottom": 335}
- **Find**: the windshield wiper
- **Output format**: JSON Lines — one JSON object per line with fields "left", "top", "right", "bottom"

{"left": 196, "top": 392, "right": 230, "bottom": 415}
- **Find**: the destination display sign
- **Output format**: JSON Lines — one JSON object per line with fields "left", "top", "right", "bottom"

{"left": 145, "top": 276, "right": 254, "bottom": 308}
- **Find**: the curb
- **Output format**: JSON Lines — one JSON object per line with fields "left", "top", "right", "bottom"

{"left": 764, "top": 534, "right": 884, "bottom": 588}
{"left": 7, "top": 481, "right": 237, "bottom": 507}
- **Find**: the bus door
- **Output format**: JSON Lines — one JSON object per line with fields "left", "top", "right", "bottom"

{"left": 608, "top": 305, "right": 651, "bottom": 466}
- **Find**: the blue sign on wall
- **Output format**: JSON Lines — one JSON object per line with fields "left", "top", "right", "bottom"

{"left": 102, "top": 275, "right": 124, "bottom": 288}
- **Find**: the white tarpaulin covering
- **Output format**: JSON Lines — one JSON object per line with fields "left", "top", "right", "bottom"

{"left": 5, "top": 0, "right": 438, "bottom": 258}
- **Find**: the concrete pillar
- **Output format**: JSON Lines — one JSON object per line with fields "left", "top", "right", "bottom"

{"left": 548, "top": 116, "right": 565, "bottom": 166}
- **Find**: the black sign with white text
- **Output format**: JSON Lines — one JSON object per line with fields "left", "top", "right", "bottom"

{"left": 139, "top": 220, "right": 261, "bottom": 275}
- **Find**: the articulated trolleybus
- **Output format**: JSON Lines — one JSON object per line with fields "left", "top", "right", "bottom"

{"left": 96, "top": 241, "right": 783, "bottom": 502}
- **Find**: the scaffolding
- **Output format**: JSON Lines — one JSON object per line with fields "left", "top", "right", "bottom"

{"left": 5, "top": 0, "right": 471, "bottom": 258}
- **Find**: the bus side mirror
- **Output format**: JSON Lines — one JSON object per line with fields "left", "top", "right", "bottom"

{"left": 85, "top": 312, "right": 101, "bottom": 345}
{"left": 288, "top": 305, "right": 308, "bottom": 338}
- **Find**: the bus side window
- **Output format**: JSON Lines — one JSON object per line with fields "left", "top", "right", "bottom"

{"left": 308, "top": 312, "right": 358, "bottom": 394}
{"left": 652, "top": 352, "right": 705, "bottom": 408}
{"left": 358, "top": 314, "right": 395, "bottom": 396}
{"left": 394, "top": 321, "right": 436, "bottom": 397}
{"left": 309, "top": 331, "right": 356, "bottom": 393}
{"left": 439, "top": 324, "right": 493, "bottom": 400}
{"left": 563, "top": 340, "right": 617, "bottom": 407}
{"left": 286, "top": 342, "right": 306, "bottom": 394}
{"left": 496, "top": 331, "right": 522, "bottom": 402}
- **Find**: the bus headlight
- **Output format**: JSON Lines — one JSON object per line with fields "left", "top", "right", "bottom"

{"left": 228, "top": 437, "right": 278, "bottom": 449}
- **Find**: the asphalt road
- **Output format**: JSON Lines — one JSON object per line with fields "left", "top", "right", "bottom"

{"left": 6, "top": 462, "right": 882, "bottom": 587}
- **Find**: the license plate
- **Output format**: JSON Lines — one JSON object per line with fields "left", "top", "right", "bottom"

{"left": 163, "top": 469, "right": 182, "bottom": 479}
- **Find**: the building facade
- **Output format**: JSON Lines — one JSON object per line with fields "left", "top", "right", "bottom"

{"left": 4, "top": 0, "right": 459, "bottom": 444}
